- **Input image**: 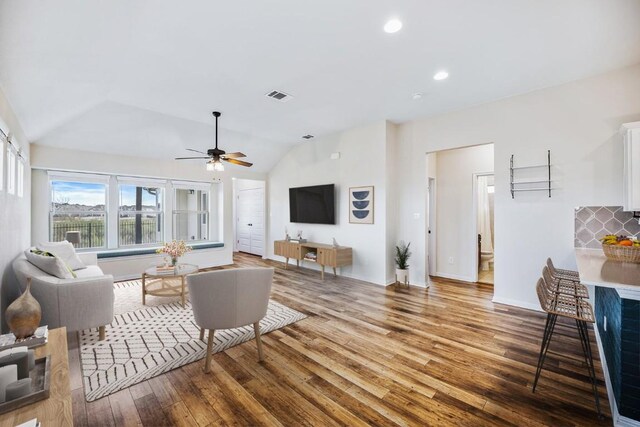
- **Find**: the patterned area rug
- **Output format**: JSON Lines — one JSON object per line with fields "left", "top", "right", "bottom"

{"left": 80, "top": 280, "right": 307, "bottom": 402}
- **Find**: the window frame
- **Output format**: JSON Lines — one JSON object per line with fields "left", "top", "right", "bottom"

{"left": 117, "top": 177, "right": 166, "bottom": 248}
{"left": 172, "top": 182, "right": 211, "bottom": 243}
{"left": 48, "top": 172, "right": 110, "bottom": 250}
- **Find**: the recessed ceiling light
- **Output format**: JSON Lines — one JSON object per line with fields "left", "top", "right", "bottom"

{"left": 384, "top": 19, "right": 403, "bottom": 34}
{"left": 412, "top": 92, "right": 423, "bottom": 100}
{"left": 433, "top": 70, "right": 449, "bottom": 81}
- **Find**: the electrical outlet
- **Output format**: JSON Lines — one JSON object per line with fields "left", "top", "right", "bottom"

{"left": 604, "top": 316, "right": 607, "bottom": 332}
{"left": 448, "top": 257, "right": 454, "bottom": 264}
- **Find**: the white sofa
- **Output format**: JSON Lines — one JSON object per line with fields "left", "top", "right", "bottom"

{"left": 12, "top": 252, "right": 114, "bottom": 339}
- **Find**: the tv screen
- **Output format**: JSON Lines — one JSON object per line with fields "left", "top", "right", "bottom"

{"left": 289, "top": 184, "right": 335, "bottom": 224}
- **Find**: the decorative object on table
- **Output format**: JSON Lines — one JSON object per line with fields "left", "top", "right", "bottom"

{"left": 600, "top": 234, "right": 640, "bottom": 263}
{"left": 289, "top": 230, "right": 307, "bottom": 243}
{"left": 0, "top": 326, "right": 48, "bottom": 351}
{"left": 0, "top": 354, "right": 51, "bottom": 414}
{"left": 395, "top": 241, "right": 411, "bottom": 287}
{"left": 0, "top": 347, "right": 30, "bottom": 379}
{"left": 0, "top": 365, "right": 17, "bottom": 403}
{"left": 332, "top": 237, "right": 339, "bottom": 248}
{"left": 80, "top": 280, "right": 306, "bottom": 401}
{"left": 64, "top": 231, "right": 81, "bottom": 248}
{"left": 5, "top": 278, "right": 42, "bottom": 340}
{"left": 349, "top": 186, "right": 374, "bottom": 224}
{"left": 156, "top": 240, "right": 192, "bottom": 266}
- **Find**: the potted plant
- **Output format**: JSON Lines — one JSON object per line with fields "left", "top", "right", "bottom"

{"left": 157, "top": 240, "right": 192, "bottom": 266}
{"left": 395, "top": 241, "right": 411, "bottom": 285}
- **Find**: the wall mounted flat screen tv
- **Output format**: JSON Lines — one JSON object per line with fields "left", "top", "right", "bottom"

{"left": 289, "top": 184, "right": 335, "bottom": 224}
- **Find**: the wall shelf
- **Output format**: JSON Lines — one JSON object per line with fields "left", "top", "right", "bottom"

{"left": 510, "top": 150, "right": 551, "bottom": 199}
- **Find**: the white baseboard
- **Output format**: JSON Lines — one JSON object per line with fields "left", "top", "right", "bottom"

{"left": 434, "top": 272, "right": 475, "bottom": 283}
{"left": 491, "top": 296, "right": 542, "bottom": 312}
{"left": 593, "top": 323, "right": 640, "bottom": 426}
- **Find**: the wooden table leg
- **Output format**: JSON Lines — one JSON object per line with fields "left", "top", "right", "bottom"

{"left": 181, "top": 276, "right": 186, "bottom": 308}
{"left": 285, "top": 258, "right": 289, "bottom": 269}
{"left": 142, "top": 273, "right": 146, "bottom": 305}
{"left": 296, "top": 259, "right": 299, "bottom": 268}
{"left": 333, "top": 267, "right": 337, "bottom": 277}
{"left": 321, "top": 265, "right": 325, "bottom": 280}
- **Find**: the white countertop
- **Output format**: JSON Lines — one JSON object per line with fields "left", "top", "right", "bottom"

{"left": 575, "top": 248, "right": 640, "bottom": 300}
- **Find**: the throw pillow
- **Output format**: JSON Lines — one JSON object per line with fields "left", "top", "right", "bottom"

{"left": 24, "top": 249, "right": 76, "bottom": 279}
{"left": 37, "top": 241, "right": 85, "bottom": 271}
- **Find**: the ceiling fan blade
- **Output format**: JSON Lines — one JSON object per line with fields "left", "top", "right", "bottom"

{"left": 186, "top": 148, "right": 207, "bottom": 155}
{"left": 224, "top": 158, "right": 253, "bottom": 167}
{"left": 175, "top": 156, "right": 210, "bottom": 160}
{"left": 221, "top": 152, "right": 246, "bottom": 159}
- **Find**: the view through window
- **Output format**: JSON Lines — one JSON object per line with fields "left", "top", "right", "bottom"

{"left": 119, "top": 184, "right": 163, "bottom": 246}
{"left": 50, "top": 181, "right": 107, "bottom": 249}
{"left": 174, "top": 188, "right": 209, "bottom": 241}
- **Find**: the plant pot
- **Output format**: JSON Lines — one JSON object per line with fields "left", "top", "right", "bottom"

{"left": 396, "top": 268, "right": 409, "bottom": 285}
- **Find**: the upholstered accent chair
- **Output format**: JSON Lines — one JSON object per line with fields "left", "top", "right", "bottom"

{"left": 187, "top": 268, "right": 274, "bottom": 373}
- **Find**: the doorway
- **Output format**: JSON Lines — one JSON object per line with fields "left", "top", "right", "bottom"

{"left": 426, "top": 177, "right": 436, "bottom": 283}
{"left": 475, "top": 174, "right": 495, "bottom": 284}
{"left": 235, "top": 180, "right": 265, "bottom": 257}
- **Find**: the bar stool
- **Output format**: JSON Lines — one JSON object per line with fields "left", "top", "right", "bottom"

{"left": 546, "top": 258, "right": 581, "bottom": 283}
{"left": 534, "top": 276, "right": 602, "bottom": 418}
{"left": 542, "top": 265, "right": 589, "bottom": 299}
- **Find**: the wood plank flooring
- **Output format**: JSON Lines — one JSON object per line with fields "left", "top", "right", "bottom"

{"left": 69, "top": 253, "right": 611, "bottom": 426}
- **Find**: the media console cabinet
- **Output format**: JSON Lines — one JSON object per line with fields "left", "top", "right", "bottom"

{"left": 274, "top": 240, "right": 352, "bottom": 279}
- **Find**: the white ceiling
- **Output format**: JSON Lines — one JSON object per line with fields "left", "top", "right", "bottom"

{"left": 1, "top": 0, "right": 639, "bottom": 172}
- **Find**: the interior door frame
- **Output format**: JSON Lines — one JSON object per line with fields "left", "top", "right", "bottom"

{"left": 233, "top": 180, "right": 267, "bottom": 258}
{"left": 426, "top": 177, "right": 436, "bottom": 285}
{"left": 471, "top": 172, "right": 494, "bottom": 283}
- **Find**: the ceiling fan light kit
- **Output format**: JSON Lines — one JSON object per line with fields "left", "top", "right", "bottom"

{"left": 175, "top": 111, "right": 252, "bottom": 171}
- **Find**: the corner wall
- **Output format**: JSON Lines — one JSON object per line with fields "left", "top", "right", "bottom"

{"left": 30, "top": 145, "right": 267, "bottom": 279}
{"left": 0, "top": 87, "right": 30, "bottom": 331}
{"left": 396, "top": 63, "right": 640, "bottom": 308}
{"left": 267, "top": 121, "right": 393, "bottom": 285}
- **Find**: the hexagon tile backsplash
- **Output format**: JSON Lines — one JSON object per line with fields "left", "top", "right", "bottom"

{"left": 575, "top": 206, "right": 640, "bottom": 249}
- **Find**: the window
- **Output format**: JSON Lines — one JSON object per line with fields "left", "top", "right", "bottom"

{"left": 6, "top": 147, "right": 15, "bottom": 195}
{"left": 17, "top": 159, "right": 24, "bottom": 198}
{"left": 174, "top": 187, "right": 210, "bottom": 242}
{"left": 50, "top": 180, "right": 108, "bottom": 249}
{"left": 118, "top": 184, "right": 163, "bottom": 246}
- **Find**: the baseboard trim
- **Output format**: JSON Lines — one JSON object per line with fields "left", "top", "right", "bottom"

{"left": 593, "top": 323, "right": 640, "bottom": 426}
{"left": 434, "top": 272, "right": 474, "bottom": 283}
{"left": 491, "top": 296, "right": 542, "bottom": 312}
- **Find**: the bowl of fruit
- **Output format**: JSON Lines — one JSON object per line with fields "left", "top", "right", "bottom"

{"left": 600, "top": 234, "right": 640, "bottom": 263}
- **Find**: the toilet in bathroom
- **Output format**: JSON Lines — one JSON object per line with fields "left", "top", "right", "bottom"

{"left": 480, "top": 251, "right": 494, "bottom": 271}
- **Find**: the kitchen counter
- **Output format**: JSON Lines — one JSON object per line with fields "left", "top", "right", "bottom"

{"left": 575, "top": 248, "right": 640, "bottom": 423}
{"left": 575, "top": 248, "right": 640, "bottom": 299}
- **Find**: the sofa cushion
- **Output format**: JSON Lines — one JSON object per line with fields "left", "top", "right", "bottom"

{"left": 24, "top": 249, "right": 76, "bottom": 279}
{"left": 73, "top": 265, "right": 105, "bottom": 279}
{"left": 37, "top": 241, "right": 85, "bottom": 271}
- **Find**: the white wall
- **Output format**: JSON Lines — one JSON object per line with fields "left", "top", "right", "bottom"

{"left": 30, "top": 145, "right": 266, "bottom": 280}
{"left": 0, "top": 87, "right": 31, "bottom": 331}
{"left": 267, "top": 121, "right": 392, "bottom": 285}
{"left": 433, "top": 144, "right": 494, "bottom": 282}
{"left": 396, "top": 63, "right": 640, "bottom": 309}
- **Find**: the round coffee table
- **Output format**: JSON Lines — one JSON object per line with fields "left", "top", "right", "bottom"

{"left": 142, "top": 263, "right": 198, "bottom": 308}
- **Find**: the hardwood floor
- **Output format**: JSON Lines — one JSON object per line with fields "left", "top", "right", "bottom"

{"left": 69, "top": 253, "right": 611, "bottom": 426}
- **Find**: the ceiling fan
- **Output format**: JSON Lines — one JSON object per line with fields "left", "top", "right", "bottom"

{"left": 175, "top": 111, "right": 252, "bottom": 171}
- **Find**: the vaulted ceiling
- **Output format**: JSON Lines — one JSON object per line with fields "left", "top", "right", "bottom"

{"left": 1, "top": 0, "right": 639, "bottom": 172}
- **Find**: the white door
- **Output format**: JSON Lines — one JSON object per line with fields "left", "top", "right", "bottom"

{"left": 237, "top": 188, "right": 265, "bottom": 256}
{"left": 426, "top": 178, "right": 436, "bottom": 282}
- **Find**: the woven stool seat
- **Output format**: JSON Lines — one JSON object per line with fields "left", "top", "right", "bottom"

{"left": 537, "top": 278, "right": 594, "bottom": 321}
{"left": 546, "top": 258, "right": 580, "bottom": 281}
{"left": 542, "top": 266, "right": 589, "bottom": 299}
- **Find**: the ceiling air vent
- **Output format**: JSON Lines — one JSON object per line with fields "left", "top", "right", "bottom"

{"left": 302, "top": 134, "right": 314, "bottom": 140}
{"left": 266, "top": 90, "right": 293, "bottom": 102}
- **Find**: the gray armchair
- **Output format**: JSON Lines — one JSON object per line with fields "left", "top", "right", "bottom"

{"left": 187, "top": 268, "right": 273, "bottom": 373}
{"left": 12, "top": 252, "right": 114, "bottom": 340}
